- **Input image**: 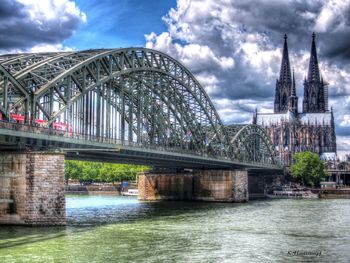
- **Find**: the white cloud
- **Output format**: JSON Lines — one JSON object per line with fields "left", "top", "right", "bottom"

{"left": 0, "top": 0, "right": 86, "bottom": 51}
{"left": 314, "top": 0, "right": 349, "bottom": 32}
{"left": 144, "top": 0, "right": 350, "bottom": 154}
{"left": 27, "top": 43, "right": 74, "bottom": 53}
{"left": 336, "top": 136, "right": 350, "bottom": 159}
{"left": 0, "top": 43, "right": 74, "bottom": 55}
{"left": 18, "top": 0, "right": 86, "bottom": 22}
{"left": 146, "top": 33, "right": 234, "bottom": 72}
{"left": 340, "top": 114, "right": 350, "bottom": 126}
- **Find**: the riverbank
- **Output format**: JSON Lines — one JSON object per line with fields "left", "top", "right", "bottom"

{"left": 319, "top": 188, "right": 350, "bottom": 199}
{"left": 65, "top": 184, "right": 120, "bottom": 195}
{"left": 65, "top": 181, "right": 137, "bottom": 195}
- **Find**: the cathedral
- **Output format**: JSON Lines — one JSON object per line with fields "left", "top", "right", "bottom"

{"left": 253, "top": 33, "right": 337, "bottom": 165}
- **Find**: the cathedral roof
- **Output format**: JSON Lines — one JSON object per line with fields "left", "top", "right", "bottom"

{"left": 299, "top": 112, "right": 332, "bottom": 125}
{"left": 255, "top": 111, "right": 295, "bottom": 126}
{"left": 255, "top": 111, "right": 332, "bottom": 126}
{"left": 320, "top": 152, "right": 337, "bottom": 161}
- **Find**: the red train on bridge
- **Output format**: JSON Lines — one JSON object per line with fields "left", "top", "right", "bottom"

{"left": 0, "top": 112, "right": 73, "bottom": 133}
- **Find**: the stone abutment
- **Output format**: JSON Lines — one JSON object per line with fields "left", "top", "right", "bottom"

{"left": 138, "top": 170, "right": 248, "bottom": 202}
{"left": 0, "top": 152, "right": 65, "bottom": 226}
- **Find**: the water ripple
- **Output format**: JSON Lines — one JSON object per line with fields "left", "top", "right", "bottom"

{"left": 0, "top": 195, "right": 349, "bottom": 263}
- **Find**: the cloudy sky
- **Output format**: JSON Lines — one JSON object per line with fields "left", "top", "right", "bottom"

{"left": 1, "top": 0, "right": 350, "bottom": 156}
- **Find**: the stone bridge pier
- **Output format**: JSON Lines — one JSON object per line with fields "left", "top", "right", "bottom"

{"left": 138, "top": 169, "right": 248, "bottom": 202}
{"left": 0, "top": 152, "right": 65, "bottom": 226}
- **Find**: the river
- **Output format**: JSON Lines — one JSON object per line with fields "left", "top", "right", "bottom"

{"left": 0, "top": 195, "right": 349, "bottom": 262}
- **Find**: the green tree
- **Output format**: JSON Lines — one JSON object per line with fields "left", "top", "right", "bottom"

{"left": 290, "top": 151, "right": 327, "bottom": 187}
{"left": 65, "top": 160, "right": 149, "bottom": 183}
{"left": 65, "top": 160, "right": 83, "bottom": 181}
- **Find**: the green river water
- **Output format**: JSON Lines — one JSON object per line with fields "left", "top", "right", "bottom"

{"left": 0, "top": 195, "right": 349, "bottom": 263}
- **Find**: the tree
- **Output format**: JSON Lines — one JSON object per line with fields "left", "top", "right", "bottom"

{"left": 65, "top": 160, "right": 83, "bottom": 181}
{"left": 290, "top": 151, "right": 327, "bottom": 187}
{"left": 65, "top": 160, "right": 149, "bottom": 183}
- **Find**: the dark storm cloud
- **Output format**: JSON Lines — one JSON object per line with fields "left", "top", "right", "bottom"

{"left": 0, "top": 0, "right": 86, "bottom": 51}
{"left": 230, "top": 0, "right": 350, "bottom": 63}
{"left": 320, "top": 30, "right": 350, "bottom": 61}
{"left": 0, "top": 0, "right": 25, "bottom": 19}
{"left": 147, "top": 0, "right": 350, "bottom": 104}
{"left": 222, "top": 115, "right": 250, "bottom": 125}
{"left": 212, "top": 77, "right": 274, "bottom": 100}
{"left": 235, "top": 101, "right": 257, "bottom": 113}
{"left": 230, "top": 1, "right": 321, "bottom": 41}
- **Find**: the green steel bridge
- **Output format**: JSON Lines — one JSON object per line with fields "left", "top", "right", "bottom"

{"left": 0, "top": 48, "right": 281, "bottom": 171}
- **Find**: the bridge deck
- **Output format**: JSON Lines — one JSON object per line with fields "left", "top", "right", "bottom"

{"left": 0, "top": 122, "right": 281, "bottom": 171}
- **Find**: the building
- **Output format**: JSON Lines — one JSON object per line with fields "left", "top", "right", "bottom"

{"left": 324, "top": 159, "right": 350, "bottom": 186}
{"left": 253, "top": 33, "right": 337, "bottom": 165}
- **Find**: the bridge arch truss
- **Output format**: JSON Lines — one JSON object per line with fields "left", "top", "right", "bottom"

{"left": 0, "top": 48, "right": 230, "bottom": 156}
{"left": 228, "top": 124, "right": 278, "bottom": 165}
{"left": 0, "top": 48, "right": 280, "bottom": 167}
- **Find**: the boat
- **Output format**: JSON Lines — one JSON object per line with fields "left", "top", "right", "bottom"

{"left": 121, "top": 189, "right": 138, "bottom": 196}
{"left": 265, "top": 185, "right": 318, "bottom": 199}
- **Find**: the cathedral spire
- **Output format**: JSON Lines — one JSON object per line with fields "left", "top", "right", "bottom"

{"left": 274, "top": 34, "right": 292, "bottom": 113}
{"left": 291, "top": 69, "right": 296, "bottom": 96}
{"left": 288, "top": 69, "right": 298, "bottom": 114}
{"left": 279, "top": 34, "right": 292, "bottom": 83}
{"left": 307, "top": 32, "right": 320, "bottom": 82}
{"left": 303, "top": 33, "right": 326, "bottom": 113}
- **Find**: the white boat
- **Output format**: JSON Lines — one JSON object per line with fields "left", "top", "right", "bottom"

{"left": 121, "top": 189, "right": 138, "bottom": 196}
{"left": 266, "top": 186, "right": 318, "bottom": 199}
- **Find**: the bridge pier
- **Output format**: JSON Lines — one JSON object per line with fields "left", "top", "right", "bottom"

{"left": 0, "top": 152, "right": 65, "bottom": 225}
{"left": 193, "top": 170, "right": 248, "bottom": 202}
{"left": 138, "top": 169, "right": 248, "bottom": 202}
{"left": 137, "top": 171, "right": 193, "bottom": 201}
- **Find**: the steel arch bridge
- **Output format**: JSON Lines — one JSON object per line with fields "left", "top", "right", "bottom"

{"left": 0, "top": 48, "right": 280, "bottom": 170}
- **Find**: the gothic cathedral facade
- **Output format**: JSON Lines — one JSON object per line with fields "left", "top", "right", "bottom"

{"left": 253, "top": 34, "right": 337, "bottom": 165}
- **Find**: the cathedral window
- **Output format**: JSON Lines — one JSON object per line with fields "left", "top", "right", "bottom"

{"left": 311, "top": 92, "right": 316, "bottom": 105}
{"left": 282, "top": 92, "right": 287, "bottom": 108}
{"left": 284, "top": 127, "right": 290, "bottom": 147}
{"left": 324, "top": 132, "right": 328, "bottom": 146}
{"left": 274, "top": 132, "right": 279, "bottom": 145}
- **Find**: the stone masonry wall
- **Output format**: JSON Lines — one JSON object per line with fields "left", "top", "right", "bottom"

{"left": 138, "top": 172, "right": 193, "bottom": 201}
{"left": 193, "top": 170, "right": 233, "bottom": 201}
{"left": 231, "top": 170, "right": 249, "bottom": 202}
{"left": 25, "top": 153, "right": 66, "bottom": 225}
{"left": 0, "top": 154, "right": 26, "bottom": 223}
{"left": 193, "top": 170, "right": 248, "bottom": 202}
{"left": 138, "top": 170, "right": 248, "bottom": 203}
{"left": 0, "top": 152, "right": 65, "bottom": 225}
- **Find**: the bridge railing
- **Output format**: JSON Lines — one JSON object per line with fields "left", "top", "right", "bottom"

{"left": 0, "top": 120, "right": 223, "bottom": 157}
{"left": 0, "top": 120, "right": 281, "bottom": 168}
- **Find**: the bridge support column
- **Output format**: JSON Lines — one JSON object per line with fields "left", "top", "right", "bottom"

{"left": 193, "top": 170, "right": 248, "bottom": 202}
{"left": 138, "top": 169, "right": 248, "bottom": 202}
{"left": 138, "top": 171, "right": 193, "bottom": 201}
{"left": 0, "top": 152, "right": 65, "bottom": 225}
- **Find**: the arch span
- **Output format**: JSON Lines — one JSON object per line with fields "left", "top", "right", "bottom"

{"left": 0, "top": 48, "right": 280, "bottom": 167}
{"left": 0, "top": 48, "right": 230, "bottom": 156}
{"left": 229, "top": 124, "right": 278, "bottom": 165}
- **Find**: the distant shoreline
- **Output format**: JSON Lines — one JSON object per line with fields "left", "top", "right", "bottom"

{"left": 65, "top": 182, "right": 137, "bottom": 195}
